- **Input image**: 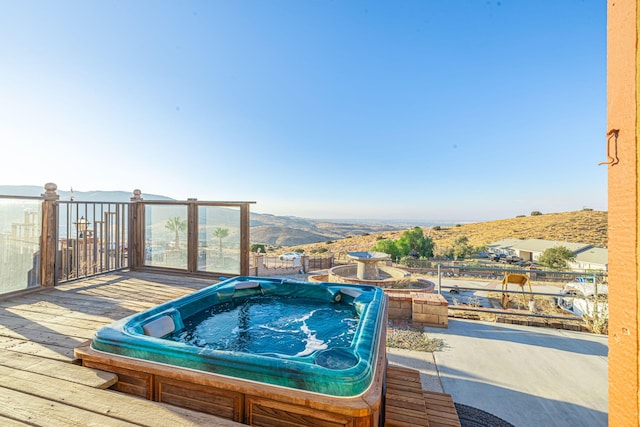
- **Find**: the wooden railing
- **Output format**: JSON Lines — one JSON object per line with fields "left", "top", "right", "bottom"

{"left": 0, "top": 183, "right": 254, "bottom": 293}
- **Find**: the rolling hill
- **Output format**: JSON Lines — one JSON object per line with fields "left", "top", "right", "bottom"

{"left": 274, "top": 210, "right": 608, "bottom": 255}
{"left": 250, "top": 213, "right": 407, "bottom": 246}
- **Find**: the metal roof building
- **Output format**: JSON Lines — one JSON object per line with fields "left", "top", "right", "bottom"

{"left": 486, "top": 238, "right": 608, "bottom": 271}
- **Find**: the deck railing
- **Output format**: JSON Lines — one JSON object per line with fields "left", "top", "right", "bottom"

{"left": 57, "top": 200, "right": 129, "bottom": 282}
{"left": 0, "top": 195, "right": 42, "bottom": 294}
{"left": 132, "top": 198, "right": 252, "bottom": 277}
{"left": 0, "top": 183, "right": 254, "bottom": 294}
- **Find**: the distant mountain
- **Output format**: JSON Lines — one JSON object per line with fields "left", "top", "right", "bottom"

{"left": 250, "top": 213, "right": 406, "bottom": 246}
{"left": 0, "top": 185, "right": 405, "bottom": 245}
{"left": 0, "top": 185, "right": 173, "bottom": 202}
{"left": 314, "top": 218, "right": 465, "bottom": 228}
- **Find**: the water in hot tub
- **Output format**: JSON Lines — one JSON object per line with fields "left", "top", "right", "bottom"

{"left": 170, "top": 295, "right": 358, "bottom": 357}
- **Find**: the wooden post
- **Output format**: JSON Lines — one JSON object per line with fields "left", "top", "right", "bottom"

{"left": 187, "top": 199, "right": 198, "bottom": 272}
{"left": 128, "top": 189, "right": 144, "bottom": 269}
{"left": 253, "top": 253, "right": 264, "bottom": 276}
{"left": 240, "top": 204, "right": 250, "bottom": 276}
{"left": 40, "top": 183, "right": 59, "bottom": 287}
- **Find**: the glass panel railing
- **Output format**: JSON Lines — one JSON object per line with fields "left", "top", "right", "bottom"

{"left": 144, "top": 204, "right": 188, "bottom": 269}
{"left": 198, "top": 205, "right": 241, "bottom": 275}
{"left": 0, "top": 197, "right": 41, "bottom": 294}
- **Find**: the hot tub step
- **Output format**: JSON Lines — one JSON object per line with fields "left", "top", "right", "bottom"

{"left": 422, "top": 391, "right": 462, "bottom": 427}
{"left": 0, "top": 347, "right": 117, "bottom": 389}
{"left": 385, "top": 365, "right": 462, "bottom": 427}
{"left": 385, "top": 365, "right": 430, "bottom": 426}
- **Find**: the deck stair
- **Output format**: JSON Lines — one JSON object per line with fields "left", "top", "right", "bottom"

{"left": 385, "top": 365, "right": 461, "bottom": 427}
{"left": 422, "top": 391, "right": 462, "bottom": 427}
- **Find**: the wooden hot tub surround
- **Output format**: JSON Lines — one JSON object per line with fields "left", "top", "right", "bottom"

{"left": 76, "top": 323, "right": 387, "bottom": 427}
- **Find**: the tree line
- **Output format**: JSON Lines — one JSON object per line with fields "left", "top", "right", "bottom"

{"left": 370, "top": 226, "right": 578, "bottom": 269}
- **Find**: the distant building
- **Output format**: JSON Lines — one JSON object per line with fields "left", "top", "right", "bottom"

{"left": 486, "top": 238, "right": 608, "bottom": 271}
{"left": 567, "top": 246, "right": 608, "bottom": 271}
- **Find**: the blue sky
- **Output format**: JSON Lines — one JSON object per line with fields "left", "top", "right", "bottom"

{"left": 0, "top": 1, "right": 607, "bottom": 222}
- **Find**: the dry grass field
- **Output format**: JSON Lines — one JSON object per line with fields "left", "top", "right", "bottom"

{"left": 277, "top": 210, "right": 607, "bottom": 256}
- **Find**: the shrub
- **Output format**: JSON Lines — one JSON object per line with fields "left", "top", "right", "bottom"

{"left": 250, "top": 244, "right": 266, "bottom": 253}
{"left": 531, "top": 211, "right": 543, "bottom": 216}
{"left": 386, "top": 326, "right": 443, "bottom": 352}
{"left": 538, "top": 246, "right": 575, "bottom": 269}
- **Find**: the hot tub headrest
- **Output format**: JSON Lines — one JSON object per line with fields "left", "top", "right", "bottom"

{"left": 234, "top": 281, "right": 261, "bottom": 290}
{"left": 234, "top": 281, "right": 263, "bottom": 296}
{"left": 339, "top": 287, "right": 362, "bottom": 299}
{"left": 328, "top": 287, "right": 364, "bottom": 303}
{"left": 141, "top": 309, "right": 184, "bottom": 338}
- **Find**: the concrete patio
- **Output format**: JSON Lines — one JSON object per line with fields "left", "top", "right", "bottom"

{"left": 387, "top": 318, "right": 608, "bottom": 427}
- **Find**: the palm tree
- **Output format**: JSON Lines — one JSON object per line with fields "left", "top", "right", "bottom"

{"left": 212, "top": 227, "right": 229, "bottom": 261}
{"left": 165, "top": 217, "right": 187, "bottom": 250}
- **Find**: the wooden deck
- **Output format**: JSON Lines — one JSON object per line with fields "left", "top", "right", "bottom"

{"left": 0, "top": 270, "right": 460, "bottom": 426}
{"left": 0, "top": 271, "right": 243, "bottom": 426}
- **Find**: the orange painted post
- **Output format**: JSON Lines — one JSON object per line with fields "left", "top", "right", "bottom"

{"left": 607, "top": 1, "right": 639, "bottom": 425}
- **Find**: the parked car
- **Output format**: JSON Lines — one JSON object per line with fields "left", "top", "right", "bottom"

{"left": 279, "top": 252, "right": 301, "bottom": 261}
{"left": 505, "top": 255, "right": 523, "bottom": 263}
{"left": 488, "top": 253, "right": 501, "bottom": 261}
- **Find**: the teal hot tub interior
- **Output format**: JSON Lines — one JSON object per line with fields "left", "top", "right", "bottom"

{"left": 91, "top": 276, "right": 387, "bottom": 397}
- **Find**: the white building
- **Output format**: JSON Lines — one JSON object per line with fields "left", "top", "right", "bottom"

{"left": 486, "top": 238, "right": 608, "bottom": 271}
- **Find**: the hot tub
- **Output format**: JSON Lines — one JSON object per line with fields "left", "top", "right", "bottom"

{"left": 76, "top": 276, "right": 388, "bottom": 425}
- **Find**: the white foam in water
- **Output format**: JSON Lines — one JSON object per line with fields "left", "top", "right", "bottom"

{"left": 259, "top": 325, "right": 296, "bottom": 334}
{"left": 294, "top": 313, "right": 328, "bottom": 357}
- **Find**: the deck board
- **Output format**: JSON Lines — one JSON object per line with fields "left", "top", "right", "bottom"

{"left": 423, "top": 391, "right": 462, "bottom": 427}
{"left": 386, "top": 365, "right": 462, "bottom": 427}
{"left": 0, "top": 351, "right": 117, "bottom": 388}
{"left": 0, "top": 270, "right": 242, "bottom": 426}
{"left": 0, "top": 364, "right": 242, "bottom": 426}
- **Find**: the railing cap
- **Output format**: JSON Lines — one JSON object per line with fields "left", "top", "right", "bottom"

{"left": 131, "top": 189, "right": 143, "bottom": 201}
{"left": 42, "top": 183, "right": 59, "bottom": 200}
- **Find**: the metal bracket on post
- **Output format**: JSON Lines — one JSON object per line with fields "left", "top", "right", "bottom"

{"left": 598, "top": 129, "right": 620, "bottom": 166}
